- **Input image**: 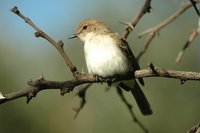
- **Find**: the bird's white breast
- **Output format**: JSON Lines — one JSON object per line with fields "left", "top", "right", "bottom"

{"left": 84, "top": 34, "right": 132, "bottom": 77}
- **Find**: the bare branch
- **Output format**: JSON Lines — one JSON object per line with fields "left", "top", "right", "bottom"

{"left": 190, "top": 0, "right": 200, "bottom": 16}
{"left": 122, "top": 0, "right": 152, "bottom": 39}
{"left": 1, "top": 64, "right": 200, "bottom": 104}
{"left": 73, "top": 83, "right": 92, "bottom": 118}
{"left": 116, "top": 87, "right": 149, "bottom": 133}
{"left": 137, "top": 1, "right": 200, "bottom": 60}
{"left": 175, "top": 1, "right": 200, "bottom": 63}
{"left": 187, "top": 123, "right": 200, "bottom": 133}
{"left": 175, "top": 27, "right": 200, "bottom": 63}
{"left": 138, "top": 2, "right": 195, "bottom": 38}
{"left": 137, "top": 32, "right": 156, "bottom": 61}
{"left": 10, "top": 6, "right": 77, "bottom": 73}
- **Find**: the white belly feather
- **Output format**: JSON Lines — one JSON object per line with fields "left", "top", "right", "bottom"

{"left": 84, "top": 35, "right": 132, "bottom": 77}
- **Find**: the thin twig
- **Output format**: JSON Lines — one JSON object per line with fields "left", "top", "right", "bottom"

{"left": 10, "top": 6, "right": 77, "bottom": 73}
{"left": 73, "top": 83, "right": 92, "bottom": 119}
{"left": 138, "top": 2, "right": 196, "bottom": 38}
{"left": 175, "top": 1, "right": 200, "bottom": 63}
{"left": 116, "top": 87, "right": 149, "bottom": 133}
{"left": 122, "top": 0, "right": 152, "bottom": 39}
{"left": 137, "top": 32, "right": 156, "bottom": 61}
{"left": 137, "top": 1, "right": 200, "bottom": 60}
{"left": 1, "top": 64, "right": 200, "bottom": 104}
{"left": 175, "top": 27, "right": 200, "bottom": 63}
{"left": 190, "top": 0, "right": 200, "bottom": 16}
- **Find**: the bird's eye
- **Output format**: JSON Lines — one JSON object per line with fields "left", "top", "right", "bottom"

{"left": 83, "top": 25, "right": 88, "bottom": 30}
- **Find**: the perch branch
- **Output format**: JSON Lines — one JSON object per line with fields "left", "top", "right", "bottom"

{"left": 11, "top": 6, "right": 77, "bottom": 74}
{"left": 122, "top": 0, "right": 152, "bottom": 39}
{"left": 1, "top": 64, "right": 200, "bottom": 104}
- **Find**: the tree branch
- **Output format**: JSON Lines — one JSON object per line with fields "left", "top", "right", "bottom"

{"left": 116, "top": 87, "right": 149, "bottom": 133}
{"left": 175, "top": 26, "right": 200, "bottom": 63}
{"left": 1, "top": 63, "right": 200, "bottom": 104}
{"left": 1, "top": 3, "right": 199, "bottom": 133}
{"left": 137, "top": 32, "right": 156, "bottom": 61}
{"left": 175, "top": 1, "right": 200, "bottom": 63}
{"left": 187, "top": 123, "right": 200, "bottom": 133}
{"left": 138, "top": 2, "right": 196, "bottom": 38}
{"left": 137, "top": 1, "right": 200, "bottom": 60}
{"left": 122, "top": 0, "right": 152, "bottom": 39}
{"left": 11, "top": 6, "right": 77, "bottom": 74}
{"left": 73, "top": 83, "right": 92, "bottom": 118}
{"left": 190, "top": 0, "right": 200, "bottom": 16}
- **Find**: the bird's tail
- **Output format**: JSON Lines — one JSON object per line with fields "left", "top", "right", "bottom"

{"left": 119, "top": 81, "right": 152, "bottom": 115}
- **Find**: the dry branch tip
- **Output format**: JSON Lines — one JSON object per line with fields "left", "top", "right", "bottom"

{"left": 10, "top": 6, "right": 20, "bottom": 14}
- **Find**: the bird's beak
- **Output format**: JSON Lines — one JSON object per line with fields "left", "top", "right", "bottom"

{"left": 68, "top": 33, "right": 78, "bottom": 39}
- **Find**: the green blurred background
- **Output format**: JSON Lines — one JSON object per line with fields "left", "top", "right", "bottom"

{"left": 0, "top": 0, "right": 200, "bottom": 133}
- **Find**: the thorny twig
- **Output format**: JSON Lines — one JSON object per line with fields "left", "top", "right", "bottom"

{"left": 1, "top": 63, "right": 200, "bottom": 104}
{"left": 11, "top": 6, "right": 77, "bottom": 74}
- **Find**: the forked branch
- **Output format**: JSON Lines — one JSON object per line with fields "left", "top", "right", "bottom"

{"left": 137, "top": 1, "right": 200, "bottom": 60}
{"left": 122, "top": 0, "right": 152, "bottom": 39}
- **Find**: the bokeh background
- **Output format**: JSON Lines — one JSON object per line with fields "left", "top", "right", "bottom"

{"left": 0, "top": 0, "right": 200, "bottom": 133}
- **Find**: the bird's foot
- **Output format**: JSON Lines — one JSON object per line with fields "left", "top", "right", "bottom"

{"left": 105, "top": 75, "right": 119, "bottom": 86}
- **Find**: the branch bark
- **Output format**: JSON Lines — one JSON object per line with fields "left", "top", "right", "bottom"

{"left": 187, "top": 123, "right": 200, "bottom": 133}
{"left": 137, "top": 1, "right": 200, "bottom": 60}
{"left": 122, "top": 0, "right": 151, "bottom": 39}
{"left": 175, "top": 26, "right": 200, "bottom": 63}
{"left": 138, "top": 2, "right": 195, "bottom": 38}
{"left": 1, "top": 64, "right": 200, "bottom": 104}
{"left": 11, "top": 6, "right": 77, "bottom": 74}
{"left": 175, "top": 1, "right": 200, "bottom": 63}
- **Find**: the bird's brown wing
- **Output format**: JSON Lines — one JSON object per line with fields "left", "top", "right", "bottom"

{"left": 116, "top": 36, "right": 144, "bottom": 86}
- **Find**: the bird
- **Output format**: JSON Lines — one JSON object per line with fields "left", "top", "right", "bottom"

{"left": 69, "top": 18, "right": 152, "bottom": 115}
